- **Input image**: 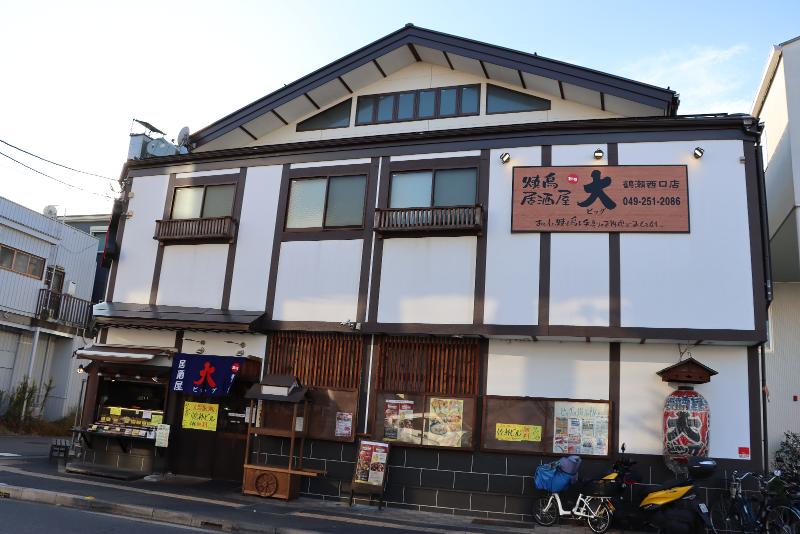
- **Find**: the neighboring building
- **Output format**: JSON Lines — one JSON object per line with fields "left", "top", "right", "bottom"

{"left": 62, "top": 213, "right": 112, "bottom": 303}
{"left": 0, "top": 196, "right": 97, "bottom": 421}
{"left": 752, "top": 34, "right": 800, "bottom": 462}
{"left": 86, "top": 26, "right": 768, "bottom": 517}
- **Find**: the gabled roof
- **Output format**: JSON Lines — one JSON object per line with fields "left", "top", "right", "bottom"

{"left": 190, "top": 24, "right": 679, "bottom": 149}
{"left": 752, "top": 34, "right": 800, "bottom": 117}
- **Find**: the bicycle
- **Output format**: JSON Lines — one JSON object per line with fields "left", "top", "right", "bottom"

{"left": 710, "top": 470, "right": 800, "bottom": 533}
{"left": 533, "top": 487, "right": 614, "bottom": 533}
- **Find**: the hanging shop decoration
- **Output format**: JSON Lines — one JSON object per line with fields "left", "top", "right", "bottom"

{"left": 169, "top": 354, "right": 246, "bottom": 397}
{"left": 511, "top": 165, "right": 689, "bottom": 233}
{"left": 657, "top": 356, "right": 718, "bottom": 475}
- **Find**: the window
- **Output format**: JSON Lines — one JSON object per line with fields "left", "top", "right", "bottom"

{"left": 486, "top": 83, "right": 551, "bottom": 114}
{"left": 390, "top": 168, "right": 477, "bottom": 208}
{"left": 0, "top": 245, "right": 45, "bottom": 279}
{"left": 171, "top": 184, "right": 235, "bottom": 219}
{"left": 355, "top": 84, "right": 480, "bottom": 125}
{"left": 45, "top": 266, "right": 65, "bottom": 292}
{"left": 285, "top": 175, "right": 366, "bottom": 229}
{"left": 296, "top": 99, "right": 352, "bottom": 132}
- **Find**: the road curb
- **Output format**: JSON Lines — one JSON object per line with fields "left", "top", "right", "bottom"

{"left": 0, "top": 484, "right": 322, "bottom": 533}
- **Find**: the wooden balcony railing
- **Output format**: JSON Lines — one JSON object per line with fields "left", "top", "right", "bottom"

{"left": 36, "top": 289, "right": 92, "bottom": 329}
{"left": 153, "top": 216, "right": 237, "bottom": 244}
{"left": 374, "top": 205, "right": 483, "bottom": 236}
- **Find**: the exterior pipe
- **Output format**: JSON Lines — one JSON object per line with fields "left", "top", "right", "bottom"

{"left": 754, "top": 140, "right": 773, "bottom": 305}
{"left": 21, "top": 327, "right": 41, "bottom": 419}
{"left": 761, "top": 342, "right": 769, "bottom": 472}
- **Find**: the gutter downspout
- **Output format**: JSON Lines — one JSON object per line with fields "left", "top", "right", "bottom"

{"left": 21, "top": 327, "right": 41, "bottom": 419}
{"left": 761, "top": 343, "right": 769, "bottom": 472}
{"left": 754, "top": 137, "right": 774, "bottom": 305}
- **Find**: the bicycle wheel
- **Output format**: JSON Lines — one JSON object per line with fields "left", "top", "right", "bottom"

{"left": 533, "top": 494, "right": 559, "bottom": 526}
{"left": 711, "top": 498, "right": 752, "bottom": 534}
{"left": 766, "top": 505, "right": 800, "bottom": 534}
{"left": 587, "top": 501, "right": 613, "bottom": 534}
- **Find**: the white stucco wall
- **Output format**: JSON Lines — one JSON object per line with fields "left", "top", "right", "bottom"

{"left": 105, "top": 327, "right": 177, "bottom": 348}
{"left": 378, "top": 236, "right": 476, "bottom": 324}
{"left": 228, "top": 165, "right": 282, "bottom": 311}
{"left": 486, "top": 340, "right": 610, "bottom": 399}
{"left": 180, "top": 331, "right": 267, "bottom": 360}
{"left": 619, "top": 343, "right": 750, "bottom": 459}
{"left": 111, "top": 174, "right": 169, "bottom": 304}
{"left": 272, "top": 239, "right": 362, "bottom": 322}
{"left": 618, "top": 140, "right": 755, "bottom": 330}
{"left": 483, "top": 147, "right": 541, "bottom": 325}
{"left": 156, "top": 244, "right": 229, "bottom": 308}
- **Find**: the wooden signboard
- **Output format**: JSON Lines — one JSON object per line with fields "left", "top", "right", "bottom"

{"left": 350, "top": 439, "right": 390, "bottom": 509}
{"left": 512, "top": 165, "right": 689, "bottom": 233}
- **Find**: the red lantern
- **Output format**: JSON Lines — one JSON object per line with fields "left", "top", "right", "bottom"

{"left": 663, "top": 386, "right": 709, "bottom": 474}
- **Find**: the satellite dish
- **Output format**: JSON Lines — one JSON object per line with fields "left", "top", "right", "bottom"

{"left": 177, "top": 126, "right": 190, "bottom": 147}
{"left": 43, "top": 205, "right": 58, "bottom": 218}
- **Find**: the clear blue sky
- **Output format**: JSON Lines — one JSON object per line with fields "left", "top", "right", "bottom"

{"left": 1, "top": 0, "right": 798, "bottom": 214}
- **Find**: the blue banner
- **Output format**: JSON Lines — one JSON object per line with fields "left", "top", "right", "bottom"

{"left": 169, "top": 354, "right": 246, "bottom": 397}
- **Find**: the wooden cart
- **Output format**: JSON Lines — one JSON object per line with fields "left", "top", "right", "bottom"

{"left": 242, "top": 375, "right": 324, "bottom": 500}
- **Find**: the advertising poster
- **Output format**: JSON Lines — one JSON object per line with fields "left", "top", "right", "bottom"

{"left": 353, "top": 440, "right": 389, "bottom": 487}
{"left": 423, "top": 397, "right": 465, "bottom": 448}
{"left": 496, "top": 423, "right": 542, "bottom": 442}
{"left": 155, "top": 424, "right": 170, "bottom": 447}
{"left": 383, "top": 399, "right": 416, "bottom": 443}
{"left": 182, "top": 401, "right": 219, "bottom": 431}
{"left": 553, "top": 402, "right": 609, "bottom": 456}
{"left": 335, "top": 412, "right": 353, "bottom": 438}
{"left": 169, "top": 354, "right": 245, "bottom": 397}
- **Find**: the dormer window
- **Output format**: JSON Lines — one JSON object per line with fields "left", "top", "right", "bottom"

{"left": 356, "top": 84, "right": 480, "bottom": 126}
{"left": 171, "top": 184, "right": 235, "bottom": 219}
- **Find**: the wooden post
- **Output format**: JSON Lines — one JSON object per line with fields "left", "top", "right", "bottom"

{"left": 243, "top": 399, "right": 254, "bottom": 467}
{"left": 297, "top": 399, "right": 309, "bottom": 470}
{"left": 288, "top": 403, "right": 298, "bottom": 470}
{"left": 80, "top": 363, "right": 100, "bottom": 428}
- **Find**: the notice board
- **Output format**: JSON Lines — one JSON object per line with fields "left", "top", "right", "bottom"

{"left": 512, "top": 165, "right": 689, "bottom": 233}
{"left": 482, "top": 396, "right": 611, "bottom": 457}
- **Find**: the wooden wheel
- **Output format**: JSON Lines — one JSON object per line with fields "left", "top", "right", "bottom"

{"left": 255, "top": 472, "right": 278, "bottom": 497}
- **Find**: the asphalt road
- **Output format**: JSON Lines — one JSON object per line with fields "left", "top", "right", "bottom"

{"left": 0, "top": 499, "right": 216, "bottom": 533}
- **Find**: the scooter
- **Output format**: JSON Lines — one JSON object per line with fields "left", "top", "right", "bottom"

{"left": 609, "top": 443, "right": 717, "bottom": 534}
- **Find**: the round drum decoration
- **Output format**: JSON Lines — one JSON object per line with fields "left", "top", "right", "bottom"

{"left": 663, "top": 387, "right": 710, "bottom": 474}
{"left": 255, "top": 472, "right": 278, "bottom": 497}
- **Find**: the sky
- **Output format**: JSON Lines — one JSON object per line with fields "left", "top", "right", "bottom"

{"left": 1, "top": 0, "right": 798, "bottom": 216}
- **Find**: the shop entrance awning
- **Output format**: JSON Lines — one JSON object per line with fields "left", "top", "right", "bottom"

{"left": 74, "top": 344, "right": 176, "bottom": 364}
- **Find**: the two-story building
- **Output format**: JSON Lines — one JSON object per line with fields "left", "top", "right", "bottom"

{"left": 0, "top": 197, "right": 97, "bottom": 421}
{"left": 87, "top": 25, "right": 769, "bottom": 519}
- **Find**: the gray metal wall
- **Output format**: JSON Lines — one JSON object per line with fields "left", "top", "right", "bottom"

{"left": 766, "top": 282, "right": 800, "bottom": 461}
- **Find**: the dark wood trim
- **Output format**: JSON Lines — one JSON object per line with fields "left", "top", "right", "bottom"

{"left": 558, "top": 80, "right": 565, "bottom": 99}
{"left": 254, "top": 320, "right": 364, "bottom": 334}
{"left": 128, "top": 118, "right": 759, "bottom": 177}
{"left": 337, "top": 76, "right": 353, "bottom": 94}
{"left": 479, "top": 60, "right": 490, "bottom": 79}
{"left": 473, "top": 150, "right": 490, "bottom": 325}
{"left": 95, "top": 316, "right": 252, "bottom": 332}
{"left": 407, "top": 43, "right": 421, "bottom": 62}
{"left": 80, "top": 364, "right": 99, "bottom": 429}
{"left": 518, "top": 70, "right": 527, "bottom": 89}
{"left": 357, "top": 158, "right": 381, "bottom": 323}
{"left": 747, "top": 345, "right": 764, "bottom": 472}
{"left": 600, "top": 92, "right": 606, "bottom": 111}
{"left": 281, "top": 229, "right": 364, "bottom": 242}
{"left": 607, "top": 141, "right": 618, "bottom": 165}
{"left": 759, "top": 344, "right": 769, "bottom": 472}
{"left": 172, "top": 174, "right": 239, "bottom": 187}
{"left": 607, "top": 143, "right": 621, "bottom": 327}
{"left": 304, "top": 93, "right": 320, "bottom": 110}
{"left": 538, "top": 145, "right": 552, "bottom": 327}
{"left": 367, "top": 157, "right": 391, "bottom": 323}
{"left": 743, "top": 140, "right": 768, "bottom": 341}
{"left": 272, "top": 109, "right": 288, "bottom": 125}
{"left": 240, "top": 126, "right": 258, "bottom": 141}
{"left": 442, "top": 50, "right": 454, "bottom": 70}
{"left": 609, "top": 342, "right": 620, "bottom": 456}
{"left": 287, "top": 163, "right": 371, "bottom": 179}
{"left": 388, "top": 155, "right": 481, "bottom": 173}
{"left": 149, "top": 173, "right": 177, "bottom": 305}
{"left": 264, "top": 164, "right": 291, "bottom": 319}
{"left": 372, "top": 59, "right": 387, "bottom": 78}
{"left": 98, "top": 327, "right": 108, "bottom": 344}
{"left": 175, "top": 329, "right": 184, "bottom": 351}
{"left": 221, "top": 167, "right": 248, "bottom": 310}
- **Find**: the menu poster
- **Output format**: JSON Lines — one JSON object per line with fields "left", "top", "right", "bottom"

{"left": 383, "top": 399, "right": 416, "bottom": 442}
{"left": 423, "top": 397, "right": 465, "bottom": 448}
{"left": 155, "top": 424, "right": 170, "bottom": 447}
{"left": 353, "top": 440, "right": 390, "bottom": 488}
{"left": 553, "top": 402, "right": 609, "bottom": 456}
{"left": 335, "top": 412, "right": 353, "bottom": 438}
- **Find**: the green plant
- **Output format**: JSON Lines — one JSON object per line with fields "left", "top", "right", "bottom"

{"left": 1, "top": 377, "right": 37, "bottom": 431}
{"left": 37, "top": 377, "right": 55, "bottom": 419}
{"left": 774, "top": 431, "right": 800, "bottom": 485}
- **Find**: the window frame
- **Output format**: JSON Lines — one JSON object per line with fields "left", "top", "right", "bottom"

{"left": 0, "top": 244, "right": 46, "bottom": 280}
{"left": 485, "top": 83, "right": 552, "bottom": 115}
{"left": 355, "top": 84, "right": 481, "bottom": 126}
{"left": 388, "top": 165, "right": 480, "bottom": 209}
{"left": 170, "top": 182, "right": 237, "bottom": 220}
{"left": 284, "top": 170, "right": 369, "bottom": 233}
{"left": 296, "top": 98, "right": 353, "bottom": 132}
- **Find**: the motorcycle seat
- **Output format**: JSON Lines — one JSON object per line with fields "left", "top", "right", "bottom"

{"left": 652, "top": 478, "right": 693, "bottom": 492}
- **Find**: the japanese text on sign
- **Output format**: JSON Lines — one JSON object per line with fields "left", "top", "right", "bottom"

{"left": 182, "top": 401, "right": 219, "bottom": 431}
{"left": 495, "top": 423, "right": 542, "bottom": 442}
{"left": 512, "top": 166, "right": 689, "bottom": 233}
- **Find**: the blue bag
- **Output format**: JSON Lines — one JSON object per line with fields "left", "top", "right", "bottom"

{"left": 534, "top": 461, "right": 575, "bottom": 493}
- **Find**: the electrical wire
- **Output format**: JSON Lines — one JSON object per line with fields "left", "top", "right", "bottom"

{"left": 0, "top": 138, "right": 115, "bottom": 181}
{"left": 0, "top": 150, "right": 115, "bottom": 200}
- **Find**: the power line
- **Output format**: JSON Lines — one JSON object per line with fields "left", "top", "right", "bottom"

{"left": 0, "top": 138, "right": 115, "bottom": 181}
{"left": 0, "top": 150, "right": 115, "bottom": 200}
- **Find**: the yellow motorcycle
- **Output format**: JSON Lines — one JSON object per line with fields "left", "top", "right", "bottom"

{"left": 609, "top": 443, "right": 717, "bottom": 534}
